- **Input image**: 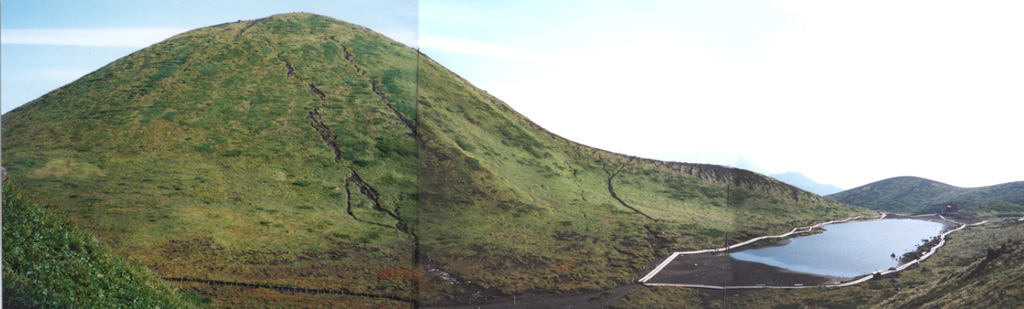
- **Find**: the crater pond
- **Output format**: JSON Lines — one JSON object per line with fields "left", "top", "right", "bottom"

{"left": 730, "top": 219, "right": 947, "bottom": 278}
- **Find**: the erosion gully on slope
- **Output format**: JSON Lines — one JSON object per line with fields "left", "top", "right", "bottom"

{"left": 286, "top": 49, "right": 414, "bottom": 236}
{"left": 164, "top": 33, "right": 423, "bottom": 304}
{"left": 334, "top": 41, "right": 368, "bottom": 76}
{"left": 235, "top": 18, "right": 267, "bottom": 38}
{"left": 326, "top": 34, "right": 415, "bottom": 137}
{"left": 304, "top": 109, "right": 342, "bottom": 163}
{"left": 599, "top": 155, "right": 672, "bottom": 284}
{"left": 370, "top": 80, "right": 416, "bottom": 136}
{"left": 346, "top": 170, "right": 411, "bottom": 235}
{"left": 602, "top": 156, "right": 653, "bottom": 220}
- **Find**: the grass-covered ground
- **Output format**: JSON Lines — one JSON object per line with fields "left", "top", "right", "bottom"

{"left": 2, "top": 13, "right": 874, "bottom": 306}
{"left": 972, "top": 201, "right": 1024, "bottom": 217}
{"left": 414, "top": 50, "right": 875, "bottom": 304}
{"left": 2, "top": 182, "right": 204, "bottom": 308}
{"left": 3, "top": 14, "right": 419, "bottom": 307}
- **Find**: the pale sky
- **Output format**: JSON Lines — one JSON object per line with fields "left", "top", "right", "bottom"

{"left": 420, "top": 1, "right": 1024, "bottom": 189}
{"left": 3, "top": 1, "right": 1022, "bottom": 189}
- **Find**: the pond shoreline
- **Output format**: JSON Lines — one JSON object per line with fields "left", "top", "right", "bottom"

{"left": 441, "top": 213, "right": 1009, "bottom": 308}
{"left": 640, "top": 213, "right": 984, "bottom": 290}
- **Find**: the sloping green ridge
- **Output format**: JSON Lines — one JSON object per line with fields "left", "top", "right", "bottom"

{"left": 2, "top": 182, "right": 204, "bottom": 308}
{"left": 828, "top": 176, "right": 1024, "bottom": 214}
{"left": 973, "top": 201, "right": 1024, "bottom": 217}
{"left": 1, "top": 13, "right": 872, "bottom": 306}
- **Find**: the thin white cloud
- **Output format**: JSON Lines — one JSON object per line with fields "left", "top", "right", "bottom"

{"left": 378, "top": 27, "right": 419, "bottom": 48}
{"left": 1, "top": 28, "right": 187, "bottom": 47}
{"left": 419, "top": 34, "right": 560, "bottom": 63}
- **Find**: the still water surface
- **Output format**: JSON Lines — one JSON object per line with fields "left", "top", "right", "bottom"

{"left": 731, "top": 219, "right": 945, "bottom": 278}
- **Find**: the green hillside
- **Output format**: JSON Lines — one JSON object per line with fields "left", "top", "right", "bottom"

{"left": 827, "top": 176, "right": 1024, "bottom": 214}
{"left": 2, "top": 181, "right": 204, "bottom": 308}
{"left": 1, "top": 13, "right": 872, "bottom": 307}
{"left": 973, "top": 201, "right": 1024, "bottom": 217}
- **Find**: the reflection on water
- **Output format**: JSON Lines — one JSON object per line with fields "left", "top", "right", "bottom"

{"left": 730, "top": 219, "right": 945, "bottom": 278}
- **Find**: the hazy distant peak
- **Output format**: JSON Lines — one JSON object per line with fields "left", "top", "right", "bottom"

{"left": 770, "top": 172, "right": 843, "bottom": 196}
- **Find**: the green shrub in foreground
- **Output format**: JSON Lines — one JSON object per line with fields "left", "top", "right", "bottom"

{"left": 2, "top": 182, "right": 204, "bottom": 308}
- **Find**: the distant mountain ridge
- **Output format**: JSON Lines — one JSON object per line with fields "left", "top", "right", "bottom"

{"left": 770, "top": 172, "right": 843, "bottom": 196}
{"left": 827, "top": 176, "right": 1024, "bottom": 214}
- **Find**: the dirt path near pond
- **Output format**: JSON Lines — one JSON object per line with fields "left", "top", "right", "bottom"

{"left": 643, "top": 252, "right": 844, "bottom": 288}
{"left": 435, "top": 283, "right": 643, "bottom": 309}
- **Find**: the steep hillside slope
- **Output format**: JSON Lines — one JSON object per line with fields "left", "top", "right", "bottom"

{"left": 3, "top": 182, "right": 204, "bottom": 308}
{"left": 828, "top": 176, "right": 1024, "bottom": 214}
{"left": 3, "top": 14, "right": 420, "bottom": 307}
{"left": 771, "top": 172, "right": 843, "bottom": 196}
{"left": 1, "top": 13, "right": 872, "bottom": 306}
